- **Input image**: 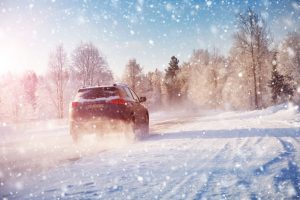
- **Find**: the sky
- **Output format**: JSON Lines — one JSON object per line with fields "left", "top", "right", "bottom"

{"left": 0, "top": 0, "right": 299, "bottom": 78}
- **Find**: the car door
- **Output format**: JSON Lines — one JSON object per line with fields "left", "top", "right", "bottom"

{"left": 122, "top": 87, "right": 140, "bottom": 121}
{"left": 128, "top": 88, "right": 147, "bottom": 124}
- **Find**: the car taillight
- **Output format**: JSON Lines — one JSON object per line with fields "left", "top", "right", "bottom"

{"left": 72, "top": 102, "right": 79, "bottom": 108}
{"left": 109, "top": 99, "right": 126, "bottom": 105}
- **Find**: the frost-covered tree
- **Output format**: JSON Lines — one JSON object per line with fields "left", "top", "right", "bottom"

{"left": 21, "top": 70, "right": 38, "bottom": 111}
{"left": 233, "top": 8, "right": 272, "bottom": 109}
{"left": 146, "top": 69, "right": 163, "bottom": 109}
{"left": 0, "top": 73, "right": 28, "bottom": 122}
{"left": 122, "top": 59, "right": 144, "bottom": 93}
{"left": 207, "top": 49, "right": 228, "bottom": 108}
{"left": 47, "top": 44, "right": 69, "bottom": 119}
{"left": 221, "top": 49, "right": 252, "bottom": 110}
{"left": 277, "top": 32, "right": 300, "bottom": 103}
{"left": 176, "top": 62, "right": 189, "bottom": 100}
{"left": 35, "top": 75, "right": 57, "bottom": 120}
{"left": 280, "top": 32, "right": 300, "bottom": 74}
{"left": 72, "top": 42, "right": 113, "bottom": 86}
{"left": 10, "top": 78, "right": 23, "bottom": 121}
{"left": 187, "top": 50, "right": 210, "bottom": 107}
{"left": 187, "top": 49, "right": 228, "bottom": 109}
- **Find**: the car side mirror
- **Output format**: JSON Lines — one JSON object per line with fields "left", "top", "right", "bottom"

{"left": 139, "top": 96, "right": 146, "bottom": 103}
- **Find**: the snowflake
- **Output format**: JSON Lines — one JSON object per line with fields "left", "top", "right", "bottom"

{"left": 15, "top": 181, "right": 23, "bottom": 190}
{"left": 137, "top": 176, "right": 143, "bottom": 182}
{"left": 29, "top": 4, "right": 34, "bottom": 9}
{"left": 206, "top": 0, "right": 212, "bottom": 7}
{"left": 165, "top": 3, "right": 173, "bottom": 12}
{"left": 148, "top": 39, "right": 154, "bottom": 46}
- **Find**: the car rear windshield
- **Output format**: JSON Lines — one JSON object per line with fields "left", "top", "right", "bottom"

{"left": 76, "top": 87, "right": 119, "bottom": 100}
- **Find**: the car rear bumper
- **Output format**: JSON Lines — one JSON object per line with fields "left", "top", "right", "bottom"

{"left": 70, "top": 117, "right": 132, "bottom": 134}
{"left": 70, "top": 104, "right": 131, "bottom": 121}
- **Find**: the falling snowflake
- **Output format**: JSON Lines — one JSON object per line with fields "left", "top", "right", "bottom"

{"left": 206, "top": 0, "right": 212, "bottom": 7}
{"left": 148, "top": 39, "right": 154, "bottom": 45}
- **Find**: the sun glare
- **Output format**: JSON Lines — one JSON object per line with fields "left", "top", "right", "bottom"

{"left": 0, "top": 50, "right": 16, "bottom": 74}
{"left": 0, "top": 37, "right": 44, "bottom": 75}
{"left": 0, "top": 38, "right": 25, "bottom": 74}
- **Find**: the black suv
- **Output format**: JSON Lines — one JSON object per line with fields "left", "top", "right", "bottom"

{"left": 69, "top": 83, "right": 149, "bottom": 142}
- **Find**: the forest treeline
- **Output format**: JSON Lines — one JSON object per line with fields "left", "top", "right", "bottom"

{"left": 0, "top": 9, "right": 299, "bottom": 122}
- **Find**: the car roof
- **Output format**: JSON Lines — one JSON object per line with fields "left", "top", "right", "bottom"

{"left": 77, "top": 83, "right": 129, "bottom": 92}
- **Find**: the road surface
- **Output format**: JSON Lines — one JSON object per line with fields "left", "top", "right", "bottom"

{"left": 1, "top": 104, "right": 300, "bottom": 199}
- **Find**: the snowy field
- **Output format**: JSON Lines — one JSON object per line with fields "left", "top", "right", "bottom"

{"left": 1, "top": 104, "right": 300, "bottom": 199}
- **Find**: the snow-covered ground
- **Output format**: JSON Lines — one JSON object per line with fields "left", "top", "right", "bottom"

{"left": 1, "top": 104, "right": 300, "bottom": 199}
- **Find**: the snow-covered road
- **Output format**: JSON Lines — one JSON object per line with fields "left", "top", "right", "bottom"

{"left": 1, "top": 104, "right": 300, "bottom": 199}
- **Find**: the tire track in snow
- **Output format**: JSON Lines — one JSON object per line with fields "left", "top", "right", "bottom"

{"left": 274, "top": 139, "right": 300, "bottom": 198}
{"left": 156, "top": 139, "right": 218, "bottom": 200}
{"left": 156, "top": 139, "right": 232, "bottom": 200}
{"left": 292, "top": 136, "right": 300, "bottom": 144}
{"left": 159, "top": 170, "right": 197, "bottom": 200}
{"left": 254, "top": 138, "right": 294, "bottom": 176}
{"left": 192, "top": 141, "right": 232, "bottom": 199}
{"left": 194, "top": 137, "right": 266, "bottom": 199}
{"left": 253, "top": 138, "right": 300, "bottom": 199}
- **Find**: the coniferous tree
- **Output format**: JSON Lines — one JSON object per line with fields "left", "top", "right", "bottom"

{"left": 164, "top": 56, "right": 182, "bottom": 103}
{"left": 268, "top": 52, "right": 295, "bottom": 103}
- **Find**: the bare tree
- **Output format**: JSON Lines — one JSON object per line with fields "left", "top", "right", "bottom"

{"left": 72, "top": 42, "right": 113, "bottom": 86}
{"left": 47, "top": 44, "right": 69, "bottom": 118}
{"left": 0, "top": 73, "right": 24, "bottom": 122}
{"left": 234, "top": 8, "right": 272, "bottom": 109}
